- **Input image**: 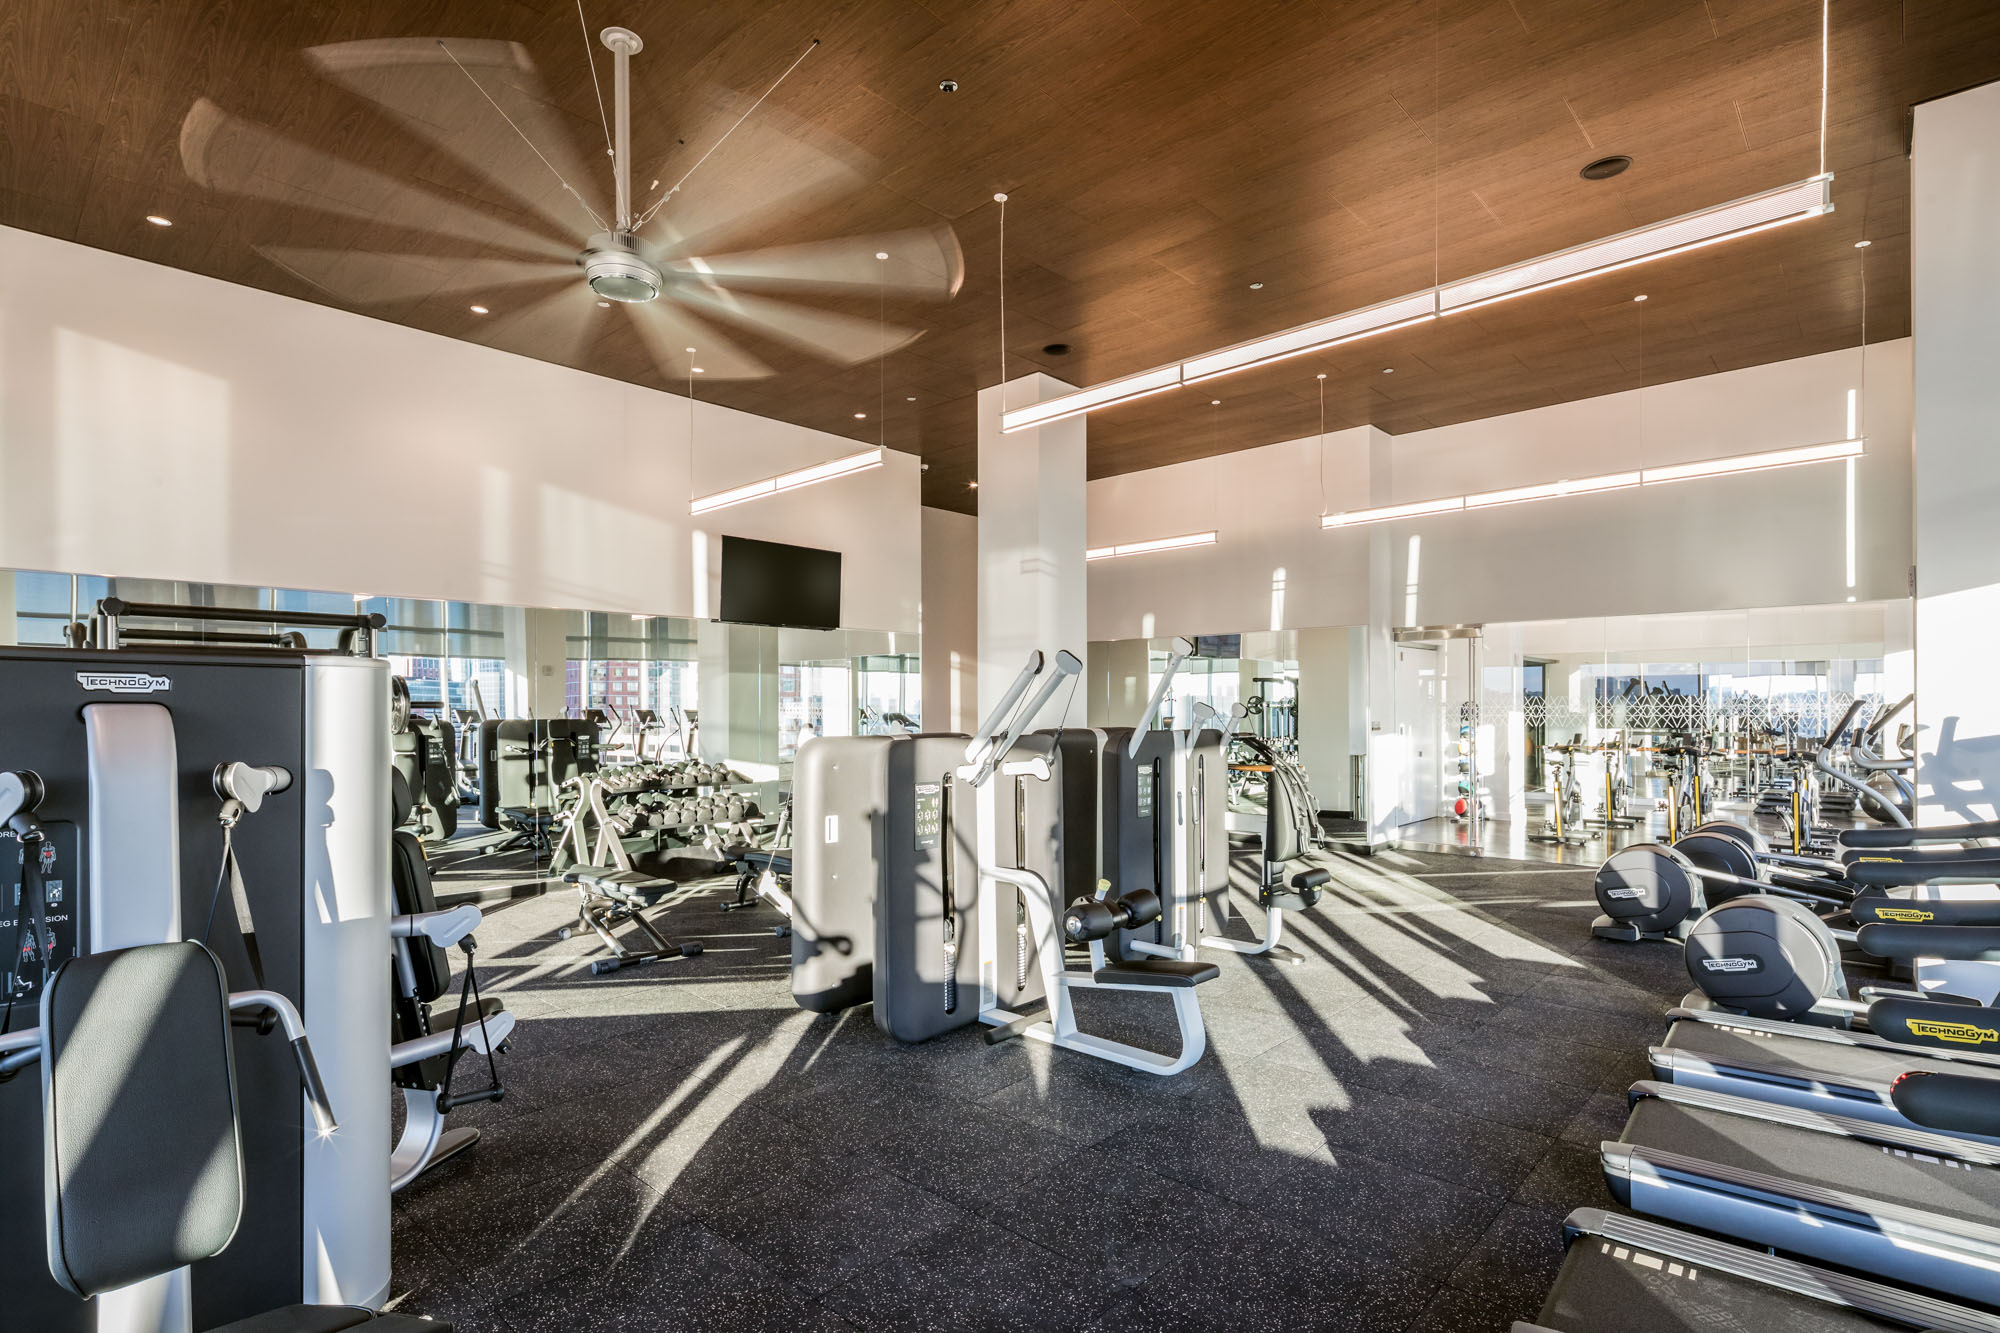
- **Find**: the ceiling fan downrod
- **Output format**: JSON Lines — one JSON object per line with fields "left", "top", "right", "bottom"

{"left": 599, "top": 26, "right": 642, "bottom": 233}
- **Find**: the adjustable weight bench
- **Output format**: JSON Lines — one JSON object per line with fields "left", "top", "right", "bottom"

{"left": 561, "top": 867, "right": 703, "bottom": 976}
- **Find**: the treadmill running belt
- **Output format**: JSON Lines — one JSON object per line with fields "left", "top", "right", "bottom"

{"left": 1623, "top": 1098, "right": 2000, "bottom": 1229}
{"left": 1540, "top": 1237, "right": 1936, "bottom": 1331}
{"left": 1662, "top": 1020, "right": 2000, "bottom": 1089}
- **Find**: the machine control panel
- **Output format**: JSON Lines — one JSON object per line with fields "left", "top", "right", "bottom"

{"left": 913, "top": 782, "right": 943, "bottom": 849}
{"left": 1136, "top": 766, "right": 1154, "bottom": 820}
{"left": 3, "top": 820, "right": 81, "bottom": 1008}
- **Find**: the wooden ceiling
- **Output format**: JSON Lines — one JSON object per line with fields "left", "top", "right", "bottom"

{"left": 4, "top": 2, "right": 1997, "bottom": 513}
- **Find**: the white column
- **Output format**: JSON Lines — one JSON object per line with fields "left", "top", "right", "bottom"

{"left": 0, "top": 571, "right": 14, "bottom": 646}
{"left": 1295, "top": 627, "right": 1351, "bottom": 813}
{"left": 1912, "top": 83, "right": 2000, "bottom": 825}
{"left": 696, "top": 621, "right": 778, "bottom": 771}
{"left": 919, "top": 506, "right": 979, "bottom": 732}
{"left": 1358, "top": 426, "right": 1402, "bottom": 843}
{"left": 977, "top": 374, "right": 1088, "bottom": 725}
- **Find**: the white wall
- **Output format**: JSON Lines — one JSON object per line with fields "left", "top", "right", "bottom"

{"left": 919, "top": 506, "right": 978, "bottom": 733}
{"left": 0, "top": 224, "right": 923, "bottom": 631}
{"left": 1085, "top": 341, "right": 1912, "bottom": 641}
{"left": 1912, "top": 83, "right": 2000, "bottom": 825}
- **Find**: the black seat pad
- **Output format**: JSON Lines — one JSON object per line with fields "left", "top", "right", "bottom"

{"left": 1093, "top": 959, "right": 1221, "bottom": 989}
{"left": 737, "top": 850, "right": 792, "bottom": 876}
{"left": 206, "top": 1306, "right": 378, "bottom": 1333}
{"left": 1291, "top": 868, "right": 1332, "bottom": 890}
{"left": 565, "top": 868, "right": 676, "bottom": 904}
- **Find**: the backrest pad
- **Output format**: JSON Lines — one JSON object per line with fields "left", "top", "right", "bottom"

{"left": 42, "top": 941, "right": 243, "bottom": 1298}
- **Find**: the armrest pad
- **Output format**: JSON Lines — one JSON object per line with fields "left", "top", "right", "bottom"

{"left": 1856, "top": 921, "right": 2000, "bottom": 962}
{"left": 1892, "top": 1069, "right": 2000, "bottom": 1138}
{"left": 390, "top": 904, "right": 484, "bottom": 948}
{"left": 1291, "top": 868, "right": 1332, "bottom": 890}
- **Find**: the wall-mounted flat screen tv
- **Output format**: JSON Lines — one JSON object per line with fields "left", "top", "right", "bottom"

{"left": 719, "top": 536, "right": 841, "bottom": 629}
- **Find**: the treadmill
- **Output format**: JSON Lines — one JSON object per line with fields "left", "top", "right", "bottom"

{"left": 1521, "top": 1209, "right": 2000, "bottom": 1332}
{"left": 1651, "top": 1005, "right": 2000, "bottom": 1142}
{"left": 1602, "top": 1079, "right": 2000, "bottom": 1307}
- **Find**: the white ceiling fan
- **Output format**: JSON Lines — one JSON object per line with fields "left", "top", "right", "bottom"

{"left": 179, "top": 26, "right": 963, "bottom": 381}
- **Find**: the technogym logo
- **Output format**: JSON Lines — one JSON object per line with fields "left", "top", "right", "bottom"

{"left": 1907, "top": 1020, "right": 1999, "bottom": 1046}
{"left": 1700, "top": 956, "right": 1762, "bottom": 974}
{"left": 75, "top": 672, "right": 171, "bottom": 695}
{"left": 1873, "top": 907, "right": 1936, "bottom": 923}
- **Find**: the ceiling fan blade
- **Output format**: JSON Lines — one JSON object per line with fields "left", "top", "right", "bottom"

{"left": 179, "top": 98, "right": 570, "bottom": 259}
{"left": 672, "top": 286, "right": 923, "bottom": 364}
{"left": 470, "top": 281, "right": 606, "bottom": 367}
{"left": 668, "top": 225, "right": 964, "bottom": 300}
{"left": 305, "top": 38, "right": 606, "bottom": 238}
{"left": 626, "top": 300, "right": 771, "bottom": 381}
{"left": 254, "top": 247, "right": 573, "bottom": 306}
{"left": 635, "top": 90, "right": 875, "bottom": 256}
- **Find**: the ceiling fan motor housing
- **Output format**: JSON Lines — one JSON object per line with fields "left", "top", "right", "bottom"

{"left": 582, "top": 231, "right": 663, "bottom": 303}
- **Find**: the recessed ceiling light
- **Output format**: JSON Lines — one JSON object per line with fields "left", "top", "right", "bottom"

{"left": 875, "top": 251, "right": 889, "bottom": 261}
{"left": 1854, "top": 239, "right": 1872, "bottom": 248}
{"left": 1042, "top": 343, "right": 1070, "bottom": 356}
{"left": 993, "top": 192, "right": 1007, "bottom": 203}
{"left": 469, "top": 304, "right": 489, "bottom": 315}
{"left": 970, "top": 481, "right": 979, "bottom": 489}
{"left": 855, "top": 412, "right": 867, "bottom": 419}
{"left": 1317, "top": 373, "right": 1327, "bottom": 380}
{"left": 1249, "top": 282, "right": 1263, "bottom": 290}
{"left": 906, "top": 395, "right": 917, "bottom": 401}
{"left": 1382, "top": 367, "right": 1395, "bottom": 374}
{"left": 597, "top": 300, "right": 611, "bottom": 307}
{"left": 1579, "top": 155, "right": 1632, "bottom": 181}
{"left": 1210, "top": 399, "right": 1220, "bottom": 406}
{"left": 693, "top": 367, "right": 705, "bottom": 374}
{"left": 144, "top": 214, "right": 173, "bottom": 227}
{"left": 1633, "top": 294, "right": 1648, "bottom": 302}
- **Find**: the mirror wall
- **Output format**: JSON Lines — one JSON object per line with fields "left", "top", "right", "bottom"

{"left": 1089, "top": 598, "right": 1912, "bottom": 853}
{"left": 1, "top": 567, "right": 920, "bottom": 898}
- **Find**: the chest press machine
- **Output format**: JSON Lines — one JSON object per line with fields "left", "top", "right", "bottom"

{"left": 0, "top": 631, "right": 498, "bottom": 1332}
{"left": 790, "top": 648, "right": 1223, "bottom": 1073}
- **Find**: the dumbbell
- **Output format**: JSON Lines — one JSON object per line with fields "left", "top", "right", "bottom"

{"left": 1062, "top": 888, "right": 1163, "bottom": 943}
{"left": 723, "top": 794, "right": 749, "bottom": 821}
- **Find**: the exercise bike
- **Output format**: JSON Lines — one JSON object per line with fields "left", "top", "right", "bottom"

{"left": 1530, "top": 742, "right": 1590, "bottom": 845}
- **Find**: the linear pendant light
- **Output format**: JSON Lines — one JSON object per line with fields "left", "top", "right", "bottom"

{"left": 689, "top": 447, "right": 884, "bottom": 515}
{"left": 1086, "top": 530, "right": 1218, "bottom": 561}
{"left": 1001, "top": 175, "right": 1833, "bottom": 434}
{"left": 1438, "top": 175, "right": 1832, "bottom": 315}
{"left": 1462, "top": 471, "right": 1641, "bottom": 509}
{"left": 1181, "top": 291, "right": 1438, "bottom": 384}
{"left": 1321, "top": 496, "right": 1463, "bottom": 528}
{"left": 1317, "top": 438, "right": 1859, "bottom": 528}
{"left": 1638, "top": 436, "right": 1860, "bottom": 485}
{"left": 1001, "top": 365, "right": 1183, "bottom": 434}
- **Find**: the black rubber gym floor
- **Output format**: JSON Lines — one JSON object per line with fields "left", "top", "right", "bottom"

{"left": 388, "top": 845, "right": 1690, "bottom": 1331}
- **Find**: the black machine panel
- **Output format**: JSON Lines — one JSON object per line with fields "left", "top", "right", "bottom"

{"left": 0, "top": 646, "right": 309, "bottom": 1331}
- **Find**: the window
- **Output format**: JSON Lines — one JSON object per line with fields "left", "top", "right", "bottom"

{"left": 779, "top": 662, "right": 851, "bottom": 758}
{"left": 857, "top": 654, "right": 921, "bottom": 732}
